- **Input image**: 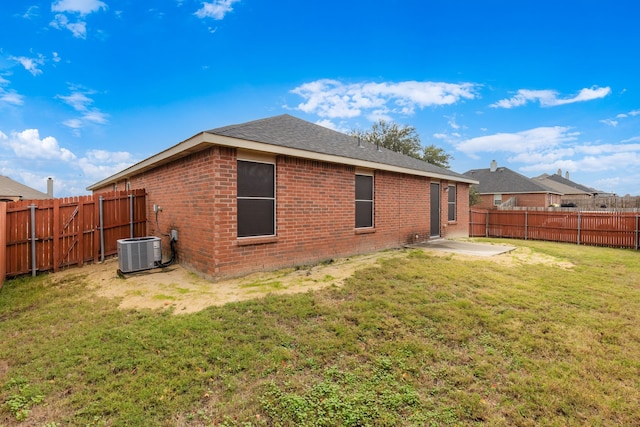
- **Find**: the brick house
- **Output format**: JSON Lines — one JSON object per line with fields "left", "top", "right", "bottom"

{"left": 0, "top": 176, "right": 54, "bottom": 202}
{"left": 88, "top": 115, "right": 477, "bottom": 279}
{"left": 464, "top": 160, "right": 562, "bottom": 209}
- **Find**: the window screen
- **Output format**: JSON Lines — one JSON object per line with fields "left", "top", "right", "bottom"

{"left": 355, "top": 174, "right": 373, "bottom": 228}
{"left": 237, "top": 160, "right": 275, "bottom": 237}
{"left": 448, "top": 185, "right": 457, "bottom": 221}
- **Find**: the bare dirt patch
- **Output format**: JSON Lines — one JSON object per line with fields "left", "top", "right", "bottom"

{"left": 52, "top": 244, "right": 574, "bottom": 315}
{"left": 420, "top": 245, "right": 574, "bottom": 269}
{"left": 62, "top": 251, "right": 404, "bottom": 314}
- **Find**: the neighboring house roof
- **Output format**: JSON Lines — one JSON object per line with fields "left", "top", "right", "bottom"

{"left": 88, "top": 114, "right": 477, "bottom": 190}
{"left": 463, "top": 164, "right": 561, "bottom": 195}
{"left": 532, "top": 174, "right": 592, "bottom": 196}
{"left": 0, "top": 176, "right": 52, "bottom": 201}
{"left": 533, "top": 173, "right": 599, "bottom": 195}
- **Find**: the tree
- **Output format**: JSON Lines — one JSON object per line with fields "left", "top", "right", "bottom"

{"left": 422, "top": 144, "right": 453, "bottom": 169}
{"left": 469, "top": 185, "right": 482, "bottom": 206}
{"left": 350, "top": 120, "right": 422, "bottom": 159}
{"left": 350, "top": 119, "right": 453, "bottom": 168}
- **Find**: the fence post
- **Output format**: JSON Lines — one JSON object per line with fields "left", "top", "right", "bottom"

{"left": 485, "top": 211, "right": 489, "bottom": 237}
{"left": 99, "top": 196, "right": 105, "bottom": 262}
{"left": 30, "top": 203, "right": 37, "bottom": 276}
{"left": 525, "top": 211, "right": 528, "bottom": 240}
{"left": 129, "top": 194, "right": 134, "bottom": 238}
{"left": 577, "top": 211, "right": 581, "bottom": 246}
{"left": 636, "top": 215, "right": 639, "bottom": 251}
{"left": 0, "top": 202, "right": 6, "bottom": 288}
{"left": 53, "top": 199, "right": 60, "bottom": 272}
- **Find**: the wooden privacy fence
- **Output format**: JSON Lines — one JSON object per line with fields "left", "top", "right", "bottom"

{"left": 1, "top": 190, "right": 147, "bottom": 286}
{"left": 470, "top": 208, "right": 640, "bottom": 250}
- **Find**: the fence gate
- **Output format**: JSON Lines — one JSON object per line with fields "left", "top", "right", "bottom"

{"left": 1, "top": 190, "right": 146, "bottom": 284}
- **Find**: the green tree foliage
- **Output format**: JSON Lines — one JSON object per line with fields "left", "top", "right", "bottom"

{"left": 422, "top": 144, "right": 453, "bottom": 169}
{"left": 351, "top": 119, "right": 453, "bottom": 168}
{"left": 469, "top": 185, "right": 482, "bottom": 206}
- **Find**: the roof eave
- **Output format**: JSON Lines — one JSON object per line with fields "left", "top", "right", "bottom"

{"left": 88, "top": 132, "right": 478, "bottom": 190}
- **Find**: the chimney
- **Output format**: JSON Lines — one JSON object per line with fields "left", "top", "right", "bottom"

{"left": 47, "top": 177, "right": 53, "bottom": 198}
{"left": 490, "top": 160, "right": 497, "bottom": 172}
{"left": 565, "top": 171, "right": 570, "bottom": 180}
{"left": 557, "top": 168, "right": 562, "bottom": 176}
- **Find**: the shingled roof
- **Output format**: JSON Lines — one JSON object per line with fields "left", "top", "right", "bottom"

{"left": 463, "top": 164, "right": 560, "bottom": 195}
{"left": 88, "top": 114, "right": 476, "bottom": 190}
{"left": 0, "top": 176, "right": 51, "bottom": 201}
{"left": 206, "top": 114, "right": 472, "bottom": 181}
{"left": 534, "top": 173, "right": 598, "bottom": 195}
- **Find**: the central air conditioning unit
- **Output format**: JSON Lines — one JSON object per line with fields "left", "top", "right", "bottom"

{"left": 117, "top": 236, "right": 162, "bottom": 273}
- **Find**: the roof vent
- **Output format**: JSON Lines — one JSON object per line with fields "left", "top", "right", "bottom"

{"left": 557, "top": 168, "right": 562, "bottom": 176}
{"left": 490, "top": 160, "right": 497, "bottom": 172}
{"left": 565, "top": 171, "right": 570, "bottom": 180}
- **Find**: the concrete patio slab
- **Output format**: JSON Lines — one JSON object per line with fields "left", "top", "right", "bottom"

{"left": 408, "top": 239, "right": 517, "bottom": 257}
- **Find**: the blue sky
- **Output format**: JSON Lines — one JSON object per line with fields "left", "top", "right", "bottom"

{"left": 1, "top": 0, "right": 639, "bottom": 197}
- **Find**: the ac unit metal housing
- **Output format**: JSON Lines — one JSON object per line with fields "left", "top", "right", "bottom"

{"left": 117, "top": 236, "right": 162, "bottom": 273}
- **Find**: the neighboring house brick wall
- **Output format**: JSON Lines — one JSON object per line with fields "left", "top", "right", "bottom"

{"left": 473, "top": 193, "right": 559, "bottom": 210}
{"left": 95, "top": 146, "right": 470, "bottom": 279}
{"left": 516, "top": 193, "right": 561, "bottom": 207}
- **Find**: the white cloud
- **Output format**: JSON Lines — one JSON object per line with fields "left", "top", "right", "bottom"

{"left": 1, "top": 129, "right": 76, "bottom": 161}
{"left": 0, "top": 77, "right": 24, "bottom": 106}
{"left": 10, "top": 54, "right": 45, "bottom": 76}
{"left": 58, "top": 91, "right": 94, "bottom": 111}
{"left": 51, "top": 0, "right": 108, "bottom": 15}
{"left": 57, "top": 86, "right": 109, "bottom": 133}
{"left": 50, "top": 0, "right": 107, "bottom": 38}
{"left": 21, "top": 5, "right": 40, "bottom": 19}
{"left": 600, "top": 119, "right": 618, "bottom": 127}
{"left": 315, "top": 119, "right": 338, "bottom": 131}
{"left": 491, "top": 86, "right": 611, "bottom": 109}
{"left": 195, "top": 0, "right": 239, "bottom": 19}
{"left": 456, "top": 126, "right": 579, "bottom": 155}
{"left": 77, "top": 149, "right": 135, "bottom": 180}
{"left": 50, "top": 14, "right": 87, "bottom": 38}
{"left": 602, "top": 108, "right": 640, "bottom": 127}
{"left": 290, "top": 79, "right": 478, "bottom": 120}
{"left": 82, "top": 110, "right": 109, "bottom": 124}
{"left": 621, "top": 136, "right": 640, "bottom": 143}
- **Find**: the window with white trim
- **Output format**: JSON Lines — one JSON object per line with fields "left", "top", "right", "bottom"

{"left": 448, "top": 185, "right": 457, "bottom": 221}
{"left": 237, "top": 160, "right": 275, "bottom": 238}
{"left": 493, "top": 194, "right": 502, "bottom": 206}
{"left": 355, "top": 174, "right": 374, "bottom": 228}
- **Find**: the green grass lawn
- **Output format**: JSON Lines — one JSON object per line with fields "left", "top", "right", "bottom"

{"left": 1, "top": 239, "right": 639, "bottom": 426}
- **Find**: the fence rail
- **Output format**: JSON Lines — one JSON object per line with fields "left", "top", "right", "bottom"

{"left": 2, "top": 190, "right": 147, "bottom": 285}
{"left": 470, "top": 208, "right": 639, "bottom": 250}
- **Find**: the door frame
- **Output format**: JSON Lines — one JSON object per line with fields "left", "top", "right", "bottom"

{"left": 430, "top": 182, "right": 440, "bottom": 237}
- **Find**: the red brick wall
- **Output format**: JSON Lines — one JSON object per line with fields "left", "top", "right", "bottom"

{"left": 474, "top": 193, "right": 557, "bottom": 210}
{"left": 442, "top": 181, "right": 470, "bottom": 238}
{"left": 95, "top": 147, "right": 471, "bottom": 279}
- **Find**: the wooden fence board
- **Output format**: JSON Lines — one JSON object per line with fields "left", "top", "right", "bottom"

{"left": 471, "top": 208, "right": 640, "bottom": 250}
{"left": 1, "top": 190, "right": 147, "bottom": 280}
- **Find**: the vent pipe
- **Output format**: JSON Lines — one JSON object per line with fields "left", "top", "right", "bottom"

{"left": 557, "top": 168, "right": 562, "bottom": 176}
{"left": 565, "top": 171, "right": 570, "bottom": 180}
